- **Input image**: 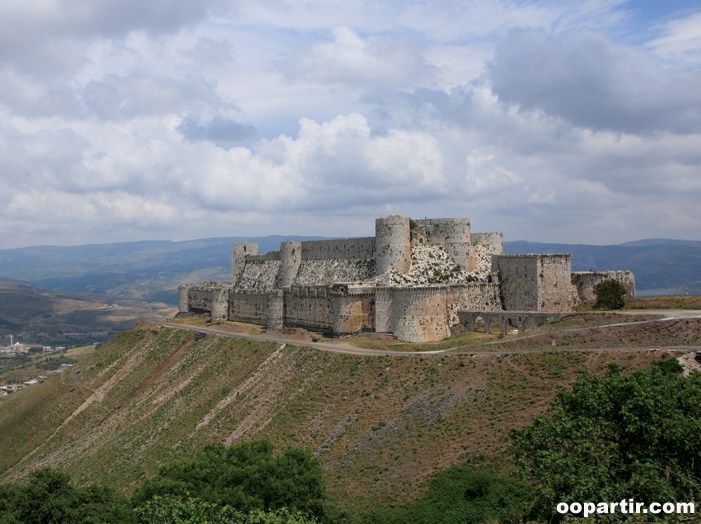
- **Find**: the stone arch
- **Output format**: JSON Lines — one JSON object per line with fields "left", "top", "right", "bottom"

{"left": 486, "top": 316, "right": 500, "bottom": 335}
{"left": 505, "top": 317, "right": 518, "bottom": 334}
{"left": 523, "top": 316, "right": 537, "bottom": 332}
{"left": 474, "top": 316, "right": 485, "bottom": 332}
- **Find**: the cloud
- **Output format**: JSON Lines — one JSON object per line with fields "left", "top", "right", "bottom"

{"left": 177, "top": 114, "right": 256, "bottom": 148}
{"left": 0, "top": 0, "right": 233, "bottom": 75}
{"left": 488, "top": 28, "right": 701, "bottom": 133}
{"left": 278, "top": 25, "right": 436, "bottom": 89}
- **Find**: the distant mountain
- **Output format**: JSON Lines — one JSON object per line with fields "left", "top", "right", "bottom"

{"left": 504, "top": 239, "right": 701, "bottom": 295}
{"left": 0, "top": 236, "right": 698, "bottom": 303}
{"left": 0, "top": 236, "right": 325, "bottom": 304}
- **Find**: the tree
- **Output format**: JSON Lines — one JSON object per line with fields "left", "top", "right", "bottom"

{"left": 131, "top": 439, "right": 327, "bottom": 521}
{"left": 361, "top": 466, "right": 533, "bottom": 524}
{"left": 593, "top": 279, "right": 627, "bottom": 309}
{"left": 508, "top": 362, "right": 701, "bottom": 521}
{"left": 0, "top": 467, "right": 133, "bottom": 524}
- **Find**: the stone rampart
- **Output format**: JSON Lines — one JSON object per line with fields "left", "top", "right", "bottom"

{"left": 537, "top": 254, "right": 572, "bottom": 311}
{"left": 295, "top": 259, "right": 370, "bottom": 286}
{"left": 248, "top": 251, "right": 281, "bottom": 261}
{"left": 571, "top": 270, "right": 636, "bottom": 301}
{"left": 471, "top": 232, "right": 504, "bottom": 254}
{"left": 415, "top": 218, "right": 471, "bottom": 244}
{"left": 376, "top": 286, "right": 449, "bottom": 343}
{"left": 178, "top": 285, "right": 191, "bottom": 313}
{"left": 301, "top": 237, "right": 375, "bottom": 260}
{"left": 284, "top": 286, "right": 334, "bottom": 332}
{"left": 267, "top": 289, "right": 284, "bottom": 329}
{"left": 235, "top": 260, "right": 280, "bottom": 292}
{"left": 232, "top": 242, "right": 258, "bottom": 284}
{"left": 229, "top": 290, "right": 269, "bottom": 324}
{"left": 188, "top": 284, "right": 229, "bottom": 321}
{"left": 375, "top": 215, "right": 411, "bottom": 275}
{"left": 493, "top": 255, "right": 538, "bottom": 311}
{"left": 275, "top": 240, "right": 302, "bottom": 288}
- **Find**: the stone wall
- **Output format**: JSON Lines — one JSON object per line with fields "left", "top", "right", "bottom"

{"left": 375, "top": 215, "right": 412, "bottom": 275}
{"left": 231, "top": 242, "right": 259, "bottom": 284}
{"left": 301, "top": 237, "right": 375, "bottom": 260}
{"left": 284, "top": 286, "right": 334, "bottom": 332}
{"left": 248, "top": 251, "right": 281, "bottom": 261}
{"left": 537, "top": 254, "right": 572, "bottom": 311}
{"left": 178, "top": 285, "right": 191, "bottom": 313}
{"left": 188, "top": 284, "right": 229, "bottom": 321}
{"left": 493, "top": 254, "right": 572, "bottom": 312}
{"left": 295, "top": 259, "right": 370, "bottom": 286}
{"left": 493, "top": 255, "right": 538, "bottom": 311}
{"left": 415, "top": 218, "right": 471, "bottom": 244}
{"left": 572, "top": 270, "right": 636, "bottom": 301}
{"left": 235, "top": 260, "right": 280, "bottom": 291}
{"left": 471, "top": 232, "right": 504, "bottom": 254}
{"left": 376, "top": 286, "right": 449, "bottom": 343}
{"left": 330, "top": 285, "right": 376, "bottom": 335}
{"left": 229, "top": 291, "right": 268, "bottom": 324}
{"left": 445, "top": 283, "right": 502, "bottom": 325}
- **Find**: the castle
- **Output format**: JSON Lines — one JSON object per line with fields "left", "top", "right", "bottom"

{"left": 178, "top": 216, "right": 635, "bottom": 343}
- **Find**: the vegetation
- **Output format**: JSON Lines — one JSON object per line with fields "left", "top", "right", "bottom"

{"left": 361, "top": 466, "right": 532, "bottom": 524}
{"left": 0, "top": 468, "right": 133, "bottom": 524}
{"left": 593, "top": 279, "right": 627, "bottom": 309}
{"left": 509, "top": 361, "right": 701, "bottom": 522}
{"left": 132, "top": 440, "right": 327, "bottom": 520}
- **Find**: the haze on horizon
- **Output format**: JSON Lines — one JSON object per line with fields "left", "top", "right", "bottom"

{"left": 1, "top": 0, "right": 700, "bottom": 250}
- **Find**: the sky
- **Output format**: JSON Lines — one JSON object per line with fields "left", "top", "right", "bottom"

{"left": 1, "top": 0, "right": 700, "bottom": 249}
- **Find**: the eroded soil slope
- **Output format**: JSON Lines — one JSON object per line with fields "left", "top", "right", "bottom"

{"left": 0, "top": 322, "right": 686, "bottom": 510}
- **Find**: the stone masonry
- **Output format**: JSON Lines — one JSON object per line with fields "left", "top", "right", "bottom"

{"left": 179, "top": 215, "right": 635, "bottom": 343}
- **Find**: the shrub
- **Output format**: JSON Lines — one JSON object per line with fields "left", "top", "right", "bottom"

{"left": 593, "top": 279, "right": 626, "bottom": 309}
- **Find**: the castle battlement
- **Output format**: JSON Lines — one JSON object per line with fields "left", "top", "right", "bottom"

{"left": 180, "top": 215, "right": 634, "bottom": 342}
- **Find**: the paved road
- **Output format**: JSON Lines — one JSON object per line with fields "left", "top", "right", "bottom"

{"left": 151, "top": 319, "right": 701, "bottom": 357}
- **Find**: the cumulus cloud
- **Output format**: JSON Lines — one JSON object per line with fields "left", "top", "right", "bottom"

{"left": 488, "top": 28, "right": 701, "bottom": 133}
{"left": 177, "top": 115, "right": 256, "bottom": 148}
{"left": 278, "top": 25, "right": 436, "bottom": 89}
{"left": 0, "top": 0, "right": 233, "bottom": 74}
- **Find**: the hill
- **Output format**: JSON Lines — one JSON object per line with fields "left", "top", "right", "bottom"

{"left": 0, "top": 279, "right": 174, "bottom": 342}
{"left": 0, "top": 320, "right": 689, "bottom": 512}
{"left": 0, "top": 236, "right": 326, "bottom": 305}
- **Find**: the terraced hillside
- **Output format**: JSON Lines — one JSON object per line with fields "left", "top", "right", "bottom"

{"left": 0, "top": 322, "right": 685, "bottom": 511}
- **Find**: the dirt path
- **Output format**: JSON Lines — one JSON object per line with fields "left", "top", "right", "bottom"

{"left": 151, "top": 318, "right": 701, "bottom": 357}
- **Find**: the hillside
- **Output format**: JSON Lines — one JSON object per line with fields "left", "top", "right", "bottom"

{"left": 0, "top": 321, "right": 688, "bottom": 512}
{"left": 0, "top": 279, "right": 175, "bottom": 341}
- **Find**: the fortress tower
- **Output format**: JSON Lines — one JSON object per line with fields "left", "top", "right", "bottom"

{"left": 375, "top": 215, "right": 411, "bottom": 275}
{"left": 231, "top": 242, "right": 258, "bottom": 284}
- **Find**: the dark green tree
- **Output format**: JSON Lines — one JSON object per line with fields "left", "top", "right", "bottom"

{"left": 131, "top": 439, "right": 326, "bottom": 521}
{"left": 0, "top": 467, "right": 133, "bottom": 524}
{"left": 508, "top": 363, "right": 701, "bottom": 521}
{"left": 361, "top": 466, "right": 533, "bottom": 524}
{"left": 593, "top": 279, "right": 627, "bottom": 309}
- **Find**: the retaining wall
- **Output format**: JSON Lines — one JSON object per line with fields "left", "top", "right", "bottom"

{"left": 571, "top": 270, "right": 636, "bottom": 301}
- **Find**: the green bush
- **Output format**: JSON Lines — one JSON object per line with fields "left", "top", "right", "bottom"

{"left": 131, "top": 439, "right": 327, "bottom": 521}
{"left": 0, "top": 468, "right": 134, "bottom": 524}
{"left": 508, "top": 364, "right": 701, "bottom": 522}
{"left": 360, "top": 466, "right": 533, "bottom": 524}
{"left": 593, "top": 279, "right": 626, "bottom": 309}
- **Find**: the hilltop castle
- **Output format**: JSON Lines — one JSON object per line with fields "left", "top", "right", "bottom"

{"left": 178, "top": 216, "right": 635, "bottom": 342}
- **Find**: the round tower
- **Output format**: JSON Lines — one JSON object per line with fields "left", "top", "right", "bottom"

{"left": 375, "top": 215, "right": 411, "bottom": 275}
{"left": 275, "top": 240, "right": 302, "bottom": 288}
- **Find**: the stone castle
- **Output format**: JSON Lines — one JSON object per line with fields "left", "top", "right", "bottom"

{"left": 178, "top": 216, "right": 635, "bottom": 343}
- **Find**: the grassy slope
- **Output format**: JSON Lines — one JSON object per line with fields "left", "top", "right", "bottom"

{"left": 0, "top": 321, "right": 685, "bottom": 512}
